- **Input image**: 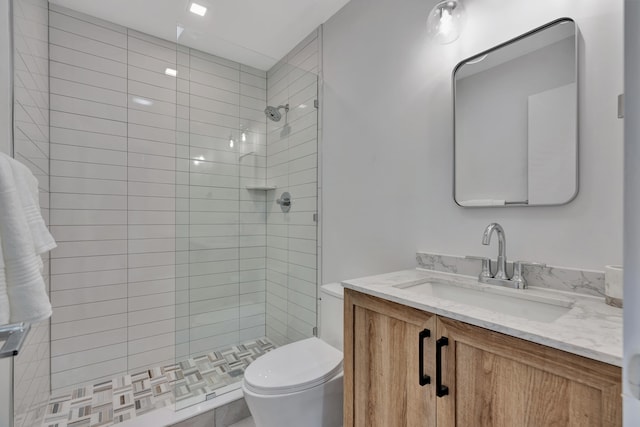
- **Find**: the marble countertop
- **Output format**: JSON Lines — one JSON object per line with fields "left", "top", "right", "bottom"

{"left": 342, "top": 268, "right": 623, "bottom": 366}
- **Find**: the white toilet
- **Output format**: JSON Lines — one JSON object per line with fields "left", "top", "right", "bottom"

{"left": 242, "top": 283, "right": 344, "bottom": 427}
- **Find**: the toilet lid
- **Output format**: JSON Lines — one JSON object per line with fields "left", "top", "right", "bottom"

{"left": 243, "top": 337, "right": 343, "bottom": 395}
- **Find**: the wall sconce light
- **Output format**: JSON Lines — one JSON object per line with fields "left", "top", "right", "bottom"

{"left": 427, "top": 0, "right": 466, "bottom": 44}
{"left": 229, "top": 134, "right": 235, "bottom": 148}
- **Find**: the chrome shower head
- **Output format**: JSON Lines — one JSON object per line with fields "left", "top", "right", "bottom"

{"left": 264, "top": 104, "right": 289, "bottom": 122}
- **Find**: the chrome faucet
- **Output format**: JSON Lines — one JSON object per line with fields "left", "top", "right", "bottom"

{"left": 473, "top": 223, "right": 545, "bottom": 289}
{"left": 482, "top": 223, "right": 508, "bottom": 280}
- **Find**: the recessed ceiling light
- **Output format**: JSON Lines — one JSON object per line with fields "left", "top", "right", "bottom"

{"left": 189, "top": 2, "right": 207, "bottom": 16}
{"left": 165, "top": 68, "right": 177, "bottom": 77}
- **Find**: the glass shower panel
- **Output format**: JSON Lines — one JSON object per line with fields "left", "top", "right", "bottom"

{"left": 174, "top": 35, "right": 244, "bottom": 411}
{"left": 173, "top": 23, "right": 320, "bottom": 410}
{"left": 265, "top": 38, "right": 320, "bottom": 347}
{"left": 184, "top": 49, "right": 242, "bottom": 359}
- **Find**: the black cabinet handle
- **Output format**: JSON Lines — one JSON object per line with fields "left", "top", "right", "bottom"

{"left": 418, "top": 329, "right": 431, "bottom": 386}
{"left": 436, "top": 337, "right": 449, "bottom": 397}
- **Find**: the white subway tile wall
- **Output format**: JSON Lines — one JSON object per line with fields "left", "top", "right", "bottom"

{"left": 47, "top": 5, "right": 273, "bottom": 390}
{"left": 12, "top": 0, "right": 51, "bottom": 426}
{"left": 265, "top": 31, "right": 319, "bottom": 346}
{"left": 49, "top": 4, "right": 131, "bottom": 391}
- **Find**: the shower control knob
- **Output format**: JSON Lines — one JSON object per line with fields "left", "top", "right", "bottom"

{"left": 276, "top": 192, "right": 291, "bottom": 212}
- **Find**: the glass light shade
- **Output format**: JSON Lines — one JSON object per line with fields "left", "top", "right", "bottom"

{"left": 427, "top": 0, "right": 466, "bottom": 44}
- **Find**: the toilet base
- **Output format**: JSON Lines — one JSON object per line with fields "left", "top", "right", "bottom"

{"left": 242, "top": 371, "right": 343, "bottom": 427}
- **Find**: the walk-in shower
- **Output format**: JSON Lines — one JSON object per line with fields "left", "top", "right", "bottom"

{"left": 5, "top": 0, "right": 321, "bottom": 425}
{"left": 264, "top": 104, "right": 290, "bottom": 122}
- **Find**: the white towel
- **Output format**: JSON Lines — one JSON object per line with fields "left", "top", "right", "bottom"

{"left": 10, "top": 158, "right": 56, "bottom": 253}
{"left": 0, "top": 153, "right": 55, "bottom": 324}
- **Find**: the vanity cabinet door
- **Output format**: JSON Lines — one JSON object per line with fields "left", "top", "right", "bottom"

{"left": 344, "top": 289, "right": 437, "bottom": 427}
{"left": 436, "top": 317, "right": 622, "bottom": 427}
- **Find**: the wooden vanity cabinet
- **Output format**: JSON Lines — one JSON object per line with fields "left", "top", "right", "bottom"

{"left": 344, "top": 289, "right": 622, "bottom": 427}
{"left": 344, "top": 289, "right": 436, "bottom": 427}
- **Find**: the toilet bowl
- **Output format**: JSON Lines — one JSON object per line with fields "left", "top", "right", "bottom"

{"left": 242, "top": 283, "right": 344, "bottom": 427}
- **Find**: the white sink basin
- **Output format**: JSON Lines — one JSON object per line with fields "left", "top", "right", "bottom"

{"left": 394, "top": 279, "right": 573, "bottom": 323}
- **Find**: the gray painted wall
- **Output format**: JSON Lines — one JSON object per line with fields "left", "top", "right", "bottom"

{"left": 322, "top": 0, "right": 623, "bottom": 284}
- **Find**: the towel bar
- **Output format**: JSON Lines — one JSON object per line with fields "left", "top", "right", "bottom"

{"left": 0, "top": 323, "right": 30, "bottom": 358}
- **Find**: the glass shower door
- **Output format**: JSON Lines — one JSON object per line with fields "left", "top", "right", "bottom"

{"left": 173, "top": 23, "right": 321, "bottom": 410}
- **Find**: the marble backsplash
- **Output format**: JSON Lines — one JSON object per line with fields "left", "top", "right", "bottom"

{"left": 416, "top": 252, "right": 605, "bottom": 297}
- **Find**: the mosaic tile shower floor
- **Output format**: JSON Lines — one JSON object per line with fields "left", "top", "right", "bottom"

{"left": 41, "top": 337, "right": 275, "bottom": 427}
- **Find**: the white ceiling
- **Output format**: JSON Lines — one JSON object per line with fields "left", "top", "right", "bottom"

{"left": 48, "top": 0, "right": 350, "bottom": 70}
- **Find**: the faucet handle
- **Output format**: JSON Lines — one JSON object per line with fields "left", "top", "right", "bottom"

{"left": 511, "top": 261, "right": 546, "bottom": 289}
{"left": 479, "top": 258, "right": 492, "bottom": 279}
{"left": 466, "top": 256, "right": 492, "bottom": 280}
{"left": 512, "top": 261, "right": 526, "bottom": 289}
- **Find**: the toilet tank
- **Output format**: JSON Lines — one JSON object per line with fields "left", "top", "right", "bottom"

{"left": 319, "top": 283, "right": 344, "bottom": 351}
